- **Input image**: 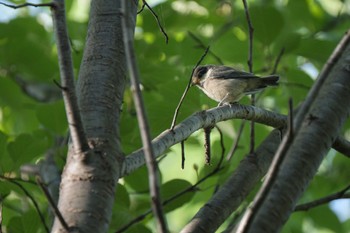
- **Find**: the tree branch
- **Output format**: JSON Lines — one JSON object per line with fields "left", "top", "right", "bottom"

{"left": 294, "top": 184, "right": 350, "bottom": 211}
{"left": 294, "top": 30, "right": 350, "bottom": 131}
{"left": 180, "top": 128, "right": 285, "bottom": 233}
{"left": 140, "top": 0, "right": 168, "bottom": 44}
{"left": 236, "top": 30, "right": 350, "bottom": 233}
{"left": 117, "top": 131, "right": 225, "bottom": 232}
{"left": 332, "top": 135, "right": 350, "bottom": 158}
{"left": 36, "top": 176, "right": 69, "bottom": 232}
{"left": 0, "top": 1, "right": 54, "bottom": 8}
{"left": 170, "top": 46, "right": 210, "bottom": 130}
{"left": 51, "top": 0, "right": 89, "bottom": 154}
{"left": 0, "top": 176, "right": 50, "bottom": 233}
{"left": 123, "top": 104, "right": 287, "bottom": 176}
{"left": 242, "top": 0, "right": 256, "bottom": 154}
{"left": 52, "top": 1, "right": 138, "bottom": 232}
{"left": 121, "top": 0, "right": 168, "bottom": 232}
{"left": 188, "top": 31, "right": 224, "bottom": 65}
{"left": 236, "top": 99, "right": 294, "bottom": 233}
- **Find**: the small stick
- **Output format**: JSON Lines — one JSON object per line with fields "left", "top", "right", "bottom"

{"left": 170, "top": 47, "right": 210, "bottom": 130}
{"left": 36, "top": 176, "right": 70, "bottom": 232}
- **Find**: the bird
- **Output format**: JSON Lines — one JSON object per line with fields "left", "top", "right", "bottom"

{"left": 191, "top": 65, "right": 279, "bottom": 105}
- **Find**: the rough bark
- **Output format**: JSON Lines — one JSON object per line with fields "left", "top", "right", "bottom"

{"left": 123, "top": 104, "right": 287, "bottom": 176}
{"left": 180, "top": 129, "right": 284, "bottom": 233}
{"left": 236, "top": 34, "right": 350, "bottom": 233}
{"left": 51, "top": 1, "right": 138, "bottom": 233}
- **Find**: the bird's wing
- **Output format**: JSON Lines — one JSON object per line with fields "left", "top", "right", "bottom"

{"left": 210, "top": 66, "right": 258, "bottom": 79}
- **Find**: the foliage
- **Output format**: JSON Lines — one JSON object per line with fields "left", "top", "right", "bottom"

{"left": 0, "top": 0, "right": 349, "bottom": 232}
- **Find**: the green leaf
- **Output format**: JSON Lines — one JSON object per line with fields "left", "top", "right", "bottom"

{"left": 309, "top": 205, "right": 342, "bottom": 233}
{"left": 0, "top": 17, "right": 58, "bottom": 82}
{"left": 0, "top": 78, "right": 40, "bottom": 134}
{"left": 161, "top": 179, "right": 194, "bottom": 213}
{"left": 123, "top": 166, "right": 150, "bottom": 193}
{"left": 115, "top": 183, "right": 130, "bottom": 208}
{"left": 249, "top": 6, "right": 285, "bottom": 45}
{"left": 273, "top": 32, "right": 302, "bottom": 54}
{"left": 36, "top": 101, "right": 67, "bottom": 135}
{"left": 7, "top": 133, "right": 47, "bottom": 169}
{"left": 295, "top": 38, "right": 336, "bottom": 64}
{"left": 7, "top": 210, "right": 44, "bottom": 233}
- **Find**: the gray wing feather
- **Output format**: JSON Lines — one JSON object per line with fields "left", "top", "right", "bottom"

{"left": 210, "top": 66, "right": 258, "bottom": 79}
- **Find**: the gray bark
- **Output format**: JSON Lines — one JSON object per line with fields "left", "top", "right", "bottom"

{"left": 51, "top": 1, "right": 138, "bottom": 233}
{"left": 240, "top": 38, "right": 350, "bottom": 233}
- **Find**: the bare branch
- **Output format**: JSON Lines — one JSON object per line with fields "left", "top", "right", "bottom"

{"left": 117, "top": 145, "right": 225, "bottom": 233}
{"left": 140, "top": 0, "right": 168, "bottom": 43}
{"left": 242, "top": 0, "right": 254, "bottom": 73}
{"left": 0, "top": 1, "right": 54, "bottom": 9}
{"left": 226, "top": 119, "right": 246, "bottom": 161}
{"left": 242, "top": 0, "right": 256, "bottom": 154}
{"left": 271, "top": 48, "right": 285, "bottom": 74}
{"left": 234, "top": 30, "right": 350, "bottom": 233}
{"left": 188, "top": 31, "right": 224, "bottom": 65}
{"left": 170, "top": 46, "right": 210, "bottom": 130}
{"left": 295, "top": 184, "right": 350, "bottom": 211}
{"left": 137, "top": 1, "right": 146, "bottom": 14}
{"left": 51, "top": 0, "right": 89, "bottom": 154}
{"left": 236, "top": 99, "right": 294, "bottom": 233}
{"left": 0, "top": 176, "right": 50, "bottom": 233}
{"left": 36, "top": 176, "right": 70, "bottom": 232}
{"left": 124, "top": 104, "right": 287, "bottom": 176}
{"left": 180, "top": 128, "right": 285, "bottom": 233}
{"left": 332, "top": 135, "right": 350, "bottom": 158}
{"left": 121, "top": 1, "right": 168, "bottom": 232}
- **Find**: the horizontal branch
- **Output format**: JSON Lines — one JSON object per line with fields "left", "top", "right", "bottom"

{"left": 122, "top": 104, "right": 287, "bottom": 176}
{"left": 295, "top": 184, "right": 350, "bottom": 211}
{"left": 332, "top": 135, "right": 350, "bottom": 158}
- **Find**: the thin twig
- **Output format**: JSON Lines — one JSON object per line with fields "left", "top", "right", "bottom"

{"left": 170, "top": 47, "right": 210, "bottom": 130}
{"left": 137, "top": 1, "right": 146, "bottom": 14}
{"left": 116, "top": 144, "right": 226, "bottom": 233}
{"left": 188, "top": 31, "right": 224, "bottom": 65}
{"left": 271, "top": 48, "right": 285, "bottom": 74}
{"left": 0, "top": 1, "right": 54, "bottom": 8}
{"left": 242, "top": 0, "right": 255, "bottom": 154}
{"left": 53, "top": 79, "right": 68, "bottom": 91}
{"left": 249, "top": 96, "right": 255, "bottom": 154}
{"left": 226, "top": 119, "right": 246, "bottom": 161}
{"left": 141, "top": 0, "right": 168, "bottom": 44}
{"left": 215, "top": 125, "right": 226, "bottom": 162}
{"left": 236, "top": 99, "right": 293, "bottom": 233}
{"left": 36, "top": 176, "right": 70, "bottom": 232}
{"left": 51, "top": 0, "right": 89, "bottom": 154}
{"left": 121, "top": 1, "right": 168, "bottom": 232}
{"left": 0, "top": 176, "right": 50, "bottom": 233}
{"left": 294, "top": 184, "right": 350, "bottom": 211}
{"left": 242, "top": 0, "right": 254, "bottom": 73}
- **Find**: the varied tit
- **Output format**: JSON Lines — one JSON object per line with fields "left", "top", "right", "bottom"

{"left": 191, "top": 65, "right": 279, "bottom": 105}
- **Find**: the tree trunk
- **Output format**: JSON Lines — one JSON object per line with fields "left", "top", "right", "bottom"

{"left": 51, "top": 1, "right": 138, "bottom": 232}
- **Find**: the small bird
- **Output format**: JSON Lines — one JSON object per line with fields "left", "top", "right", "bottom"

{"left": 191, "top": 65, "right": 279, "bottom": 105}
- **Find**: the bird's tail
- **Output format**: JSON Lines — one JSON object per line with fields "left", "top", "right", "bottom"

{"left": 261, "top": 75, "right": 279, "bottom": 86}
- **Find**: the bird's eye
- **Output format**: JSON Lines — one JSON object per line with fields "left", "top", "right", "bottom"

{"left": 196, "top": 66, "right": 208, "bottom": 78}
